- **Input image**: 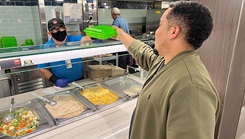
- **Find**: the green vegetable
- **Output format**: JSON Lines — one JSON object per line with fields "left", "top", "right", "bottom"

{"left": 12, "top": 119, "right": 18, "bottom": 123}
{"left": 15, "top": 115, "right": 20, "bottom": 121}
{"left": 9, "top": 128, "right": 17, "bottom": 134}
{"left": 26, "top": 124, "right": 32, "bottom": 128}
{"left": 1, "top": 108, "right": 39, "bottom": 137}
{"left": 22, "top": 110, "right": 28, "bottom": 115}
{"left": 3, "top": 126, "right": 8, "bottom": 130}
{"left": 9, "top": 122, "right": 15, "bottom": 126}
{"left": 2, "top": 130, "right": 7, "bottom": 134}
{"left": 19, "top": 130, "right": 25, "bottom": 136}
{"left": 14, "top": 122, "right": 18, "bottom": 126}
{"left": 31, "top": 125, "right": 37, "bottom": 130}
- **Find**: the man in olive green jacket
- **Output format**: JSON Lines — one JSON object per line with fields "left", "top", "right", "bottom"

{"left": 113, "top": 1, "right": 220, "bottom": 139}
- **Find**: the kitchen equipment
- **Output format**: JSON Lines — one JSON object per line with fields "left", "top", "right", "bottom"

{"left": 145, "top": 9, "right": 165, "bottom": 33}
{"left": 8, "top": 65, "right": 44, "bottom": 95}
{"left": 32, "top": 93, "right": 57, "bottom": 106}
{"left": 80, "top": 0, "right": 98, "bottom": 35}
{"left": 2, "top": 98, "right": 15, "bottom": 124}
{"left": 63, "top": 3, "right": 83, "bottom": 23}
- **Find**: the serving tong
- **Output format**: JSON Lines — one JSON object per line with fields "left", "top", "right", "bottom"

{"left": 32, "top": 93, "right": 57, "bottom": 106}
{"left": 71, "top": 82, "right": 84, "bottom": 90}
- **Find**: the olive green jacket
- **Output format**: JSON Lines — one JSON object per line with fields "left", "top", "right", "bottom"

{"left": 128, "top": 40, "right": 220, "bottom": 139}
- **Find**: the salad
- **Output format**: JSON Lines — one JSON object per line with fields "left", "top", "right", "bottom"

{"left": 0, "top": 108, "right": 39, "bottom": 137}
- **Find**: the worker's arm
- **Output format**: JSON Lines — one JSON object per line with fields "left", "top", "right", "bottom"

{"left": 81, "top": 36, "right": 93, "bottom": 43}
{"left": 39, "top": 68, "right": 69, "bottom": 87}
{"left": 112, "top": 26, "right": 135, "bottom": 49}
{"left": 39, "top": 68, "right": 52, "bottom": 80}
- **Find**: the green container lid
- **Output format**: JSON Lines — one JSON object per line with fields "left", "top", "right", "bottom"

{"left": 0, "top": 36, "right": 17, "bottom": 48}
{"left": 84, "top": 25, "right": 118, "bottom": 40}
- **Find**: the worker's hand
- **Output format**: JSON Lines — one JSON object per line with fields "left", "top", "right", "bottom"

{"left": 111, "top": 26, "right": 134, "bottom": 49}
{"left": 81, "top": 36, "right": 93, "bottom": 43}
{"left": 55, "top": 79, "right": 70, "bottom": 87}
{"left": 111, "top": 26, "right": 125, "bottom": 41}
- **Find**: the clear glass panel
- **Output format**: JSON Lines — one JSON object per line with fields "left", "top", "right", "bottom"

{"left": 0, "top": 36, "right": 154, "bottom": 76}
{"left": 0, "top": 39, "right": 122, "bottom": 59}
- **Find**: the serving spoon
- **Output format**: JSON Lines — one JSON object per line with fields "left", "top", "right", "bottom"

{"left": 32, "top": 93, "right": 57, "bottom": 106}
{"left": 2, "top": 98, "right": 15, "bottom": 124}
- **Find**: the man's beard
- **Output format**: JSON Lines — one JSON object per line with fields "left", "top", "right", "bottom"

{"left": 153, "top": 48, "right": 159, "bottom": 55}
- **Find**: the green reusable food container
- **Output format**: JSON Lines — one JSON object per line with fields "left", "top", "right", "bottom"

{"left": 25, "top": 38, "right": 34, "bottom": 46}
{"left": 84, "top": 25, "right": 118, "bottom": 40}
{"left": 0, "top": 36, "right": 17, "bottom": 48}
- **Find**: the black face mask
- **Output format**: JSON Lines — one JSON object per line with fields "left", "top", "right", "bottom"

{"left": 51, "top": 31, "right": 67, "bottom": 42}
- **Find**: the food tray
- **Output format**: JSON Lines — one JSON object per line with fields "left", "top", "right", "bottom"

{"left": 102, "top": 76, "right": 143, "bottom": 98}
{"left": 0, "top": 100, "right": 54, "bottom": 139}
{"left": 38, "top": 89, "right": 95, "bottom": 124}
{"left": 78, "top": 83, "right": 127, "bottom": 109}
{"left": 84, "top": 25, "right": 117, "bottom": 40}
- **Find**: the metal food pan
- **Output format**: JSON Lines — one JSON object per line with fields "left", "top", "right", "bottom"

{"left": 102, "top": 76, "right": 143, "bottom": 98}
{"left": 0, "top": 100, "right": 54, "bottom": 139}
{"left": 78, "top": 83, "right": 127, "bottom": 109}
{"left": 38, "top": 89, "right": 94, "bottom": 124}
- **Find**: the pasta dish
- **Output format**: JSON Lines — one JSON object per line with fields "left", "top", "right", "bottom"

{"left": 45, "top": 95, "right": 85, "bottom": 118}
{"left": 80, "top": 85, "right": 118, "bottom": 105}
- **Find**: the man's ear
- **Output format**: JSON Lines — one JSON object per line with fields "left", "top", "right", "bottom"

{"left": 170, "top": 26, "right": 180, "bottom": 39}
{"left": 48, "top": 31, "right": 52, "bottom": 36}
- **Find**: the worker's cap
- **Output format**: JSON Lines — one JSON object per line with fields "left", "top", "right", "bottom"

{"left": 47, "top": 18, "right": 65, "bottom": 31}
{"left": 111, "top": 7, "right": 120, "bottom": 15}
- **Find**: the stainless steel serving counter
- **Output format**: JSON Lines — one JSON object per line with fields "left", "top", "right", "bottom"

{"left": 0, "top": 74, "right": 143, "bottom": 139}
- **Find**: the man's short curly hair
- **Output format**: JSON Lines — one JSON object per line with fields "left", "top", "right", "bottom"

{"left": 167, "top": 1, "right": 213, "bottom": 49}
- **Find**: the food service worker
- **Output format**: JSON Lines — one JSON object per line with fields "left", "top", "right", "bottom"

{"left": 111, "top": 7, "right": 130, "bottom": 34}
{"left": 38, "top": 18, "right": 92, "bottom": 87}
{"left": 112, "top": 1, "right": 220, "bottom": 139}
{"left": 111, "top": 7, "right": 133, "bottom": 68}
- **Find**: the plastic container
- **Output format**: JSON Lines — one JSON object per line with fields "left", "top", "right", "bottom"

{"left": 103, "top": 76, "right": 143, "bottom": 98}
{"left": 25, "top": 39, "right": 34, "bottom": 45}
{"left": 0, "top": 36, "right": 17, "bottom": 48}
{"left": 84, "top": 25, "right": 118, "bottom": 40}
